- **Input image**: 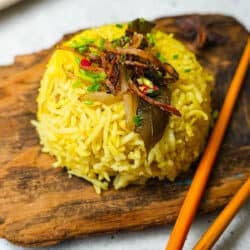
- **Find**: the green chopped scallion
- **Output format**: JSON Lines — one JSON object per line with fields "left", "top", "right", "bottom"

{"left": 79, "top": 70, "right": 95, "bottom": 84}
{"left": 98, "top": 38, "right": 105, "bottom": 51}
{"left": 146, "top": 33, "right": 155, "bottom": 46}
{"left": 124, "top": 36, "right": 130, "bottom": 43}
{"left": 75, "top": 56, "right": 81, "bottom": 65}
{"left": 87, "top": 82, "right": 101, "bottom": 92}
{"left": 78, "top": 46, "right": 88, "bottom": 53}
{"left": 69, "top": 37, "right": 95, "bottom": 49}
{"left": 172, "top": 54, "right": 179, "bottom": 60}
{"left": 155, "top": 52, "right": 166, "bottom": 63}
{"left": 147, "top": 89, "right": 159, "bottom": 97}
{"left": 91, "top": 50, "right": 99, "bottom": 56}
{"left": 120, "top": 54, "right": 126, "bottom": 63}
{"left": 137, "top": 77, "right": 153, "bottom": 88}
{"left": 112, "top": 39, "right": 121, "bottom": 47}
{"left": 69, "top": 40, "right": 79, "bottom": 48}
{"left": 69, "top": 37, "right": 95, "bottom": 54}
{"left": 184, "top": 68, "right": 191, "bottom": 73}
{"left": 79, "top": 69, "right": 106, "bottom": 84}
{"left": 72, "top": 80, "right": 81, "bottom": 88}
{"left": 115, "top": 23, "right": 123, "bottom": 28}
{"left": 83, "top": 100, "right": 94, "bottom": 105}
{"left": 133, "top": 115, "right": 143, "bottom": 127}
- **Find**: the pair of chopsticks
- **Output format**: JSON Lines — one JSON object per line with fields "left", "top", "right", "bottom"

{"left": 194, "top": 178, "right": 250, "bottom": 249}
{"left": 166, "top": 37, "right": 250, "bottom": 250}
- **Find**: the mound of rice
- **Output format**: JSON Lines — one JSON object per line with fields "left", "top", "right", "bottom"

{"left": 32, "top": 23, "right": 213, "bottom": 193}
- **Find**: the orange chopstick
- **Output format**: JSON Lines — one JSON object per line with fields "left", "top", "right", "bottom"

{"left": 166, "top": 37, "right": 250, "bottom": 250}
{"left": 194, "top": 178, "right": 250, "bottom": 250}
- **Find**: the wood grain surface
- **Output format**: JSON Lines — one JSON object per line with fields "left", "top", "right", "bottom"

{"left": 0, "top": 14, "right": 249, "bottom": 247}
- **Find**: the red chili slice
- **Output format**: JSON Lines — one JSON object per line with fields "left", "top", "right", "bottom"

{"left": 81, "top": 58, "right": 92, "bottom": 67}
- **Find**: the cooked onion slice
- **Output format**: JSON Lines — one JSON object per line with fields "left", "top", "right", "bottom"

{"left": 120, "top": 66, "right": 129, "bottom": 92}
{"left": 123, "top": 92, "right": 138, "bottom": 130}
{"left": 83, "top": 92, "right": 122, "bottom": 105}
{"left": 120, "top": 65, "right": 138, "bottom": 129}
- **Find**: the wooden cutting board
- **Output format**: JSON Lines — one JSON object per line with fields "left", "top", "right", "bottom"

{"left": 0, "top": 14, "right": 249, "bottom": 247}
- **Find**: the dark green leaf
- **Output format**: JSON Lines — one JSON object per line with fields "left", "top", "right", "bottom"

{"left": 128, "top": 18, "right": 155, "bottom": 34}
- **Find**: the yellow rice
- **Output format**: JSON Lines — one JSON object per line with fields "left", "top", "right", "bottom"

{"left": 32, "top": 23, "right": 213, "bottom": 193}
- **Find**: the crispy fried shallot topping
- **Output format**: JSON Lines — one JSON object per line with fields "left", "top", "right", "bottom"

{"left": 62, "top": 18, "right": 181, "bottom": 133}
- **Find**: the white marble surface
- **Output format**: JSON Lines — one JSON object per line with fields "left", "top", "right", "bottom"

{"left": 0, "top": 0, "right": 249, "bottom": 249}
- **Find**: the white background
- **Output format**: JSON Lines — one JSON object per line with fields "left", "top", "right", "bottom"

{"left": 0, "top": 0, "right": 249, "bottom": 249}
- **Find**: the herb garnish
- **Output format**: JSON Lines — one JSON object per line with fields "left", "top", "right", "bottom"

{"left": 146, "top": 33, "right": 155, "bottom": 46}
